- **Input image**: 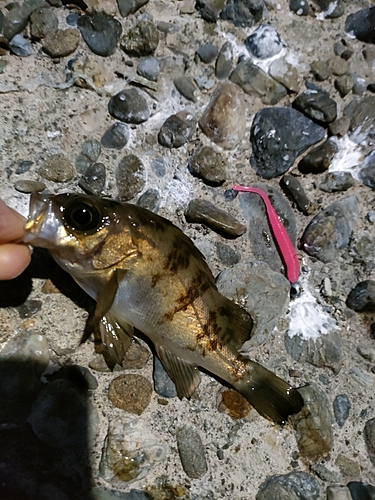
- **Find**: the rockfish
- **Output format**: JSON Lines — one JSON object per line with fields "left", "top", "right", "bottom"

{"left": 23, "top": 193, "right": 303, "bottom": 423}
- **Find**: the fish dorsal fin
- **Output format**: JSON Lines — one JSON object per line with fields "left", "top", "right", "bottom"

{"left": 100, "top": 310, "right": 134, "bottom": 367}
{"left": 155, "top": 345, "right": 201, "bottom": 399}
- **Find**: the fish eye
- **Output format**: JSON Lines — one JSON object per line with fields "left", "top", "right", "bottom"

{"left": 64, "top": 200, "right": 101, "bottom": 232}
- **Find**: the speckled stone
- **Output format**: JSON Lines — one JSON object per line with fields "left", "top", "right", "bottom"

{"left": 327, "top": 56, "right": 349, "bottom": 76}
{"left": 245, "top": 24, "right": 282, "bottom": 59}
{"left": 215, "top": 241, "right": 241, "bottom": 267}
{"left": 78, "top": 13, "right": 122, "bottom": 57}
{"left": 158, "top": 110, "right": 197, "bottom": 148}
{"left": 101, "top": 122, "right": 130, "bottom": 150}
{"left": 30, "top": 7, "right": 58, "bottom": 40}
{"left": 256, "top": 472, "right": 320, "bottom": 500}
{"left": 188, "top": 146, "right": 226, "bottom": 186}
{"left": 108, "top": 88, "right": 150, "bottom": 124}
{"left": 39, "top": 154, "right": 74, "bottom": 182}
{"left": 78, "top": 162, "right": 106, "bottom": 195}
{"left": 220, "top": 0, "right": 264, "bottom": 28}
{"left": 335, "top": 454, "right": 361, "bottom": 478}
{"left": 42, "top": 28, "right": 80, "bottom": 58}
{"left": 108, "top": 374, "right": 152, "bottom": 415}
{"left": 151, "top": 157, "right": 166, "bottom": 177}
{"left": 15, "top": 160, "right": 33, "bottom": 174}
{"left": 218, "top": 389, "right": 252, "bottom": 419}
{"left": 334, "top": 74, "right": 354, "bottom": 97}
{"left": 269, "top": 58, "right": 299, "bottom": 92}
{"left": 280, "top": 175, "right": 311, "bottom": 214}
{"left": 333, "top": 394, "right": 351, "bottom": 427}
{"left": 311, "top": 60, "right": 331, "bottom": 81}
{"left": 176, "top": 425, "right": 208, "bottom": 479}
{"left": 120, "top": 20, "right": 159, "bottom": 57}
{"left": 116, "top": 154, "right": 145, "bottom": 201}
{"left": 82, "top": 139, "right": 101, "bottom": 163}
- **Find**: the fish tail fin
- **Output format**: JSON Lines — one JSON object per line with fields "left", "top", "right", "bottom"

{"left": 235, "top": 360, "right": 304, "bottom": 424}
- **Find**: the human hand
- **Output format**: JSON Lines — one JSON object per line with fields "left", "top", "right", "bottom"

{"left": 0, "top": 199, "right": 31, "bottom": 280}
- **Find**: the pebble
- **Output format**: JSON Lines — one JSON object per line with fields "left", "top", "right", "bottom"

{"left": 78, "top": 162, "right": 106, "bottom": 195}
{"left": 289, "top": 0, "right": 309, "bottom": 16}
{"left": 335, "top": 454, "right": 361, "bottom": 478}
{"left": 220, "top": 0, "right": 264, "bottom": 28}
{"left": 293, "top": 89, "right": 337, "bottom": 125}
{"left": 348, "top": 483, "right": 375, "bottom": 500}
{"left": 176, "top": 425, "right": 208, "bottom": 479}
{"left": 196, "top": 42, "right": 218, "bottom": 64}
{"left": 116, "top": 154, "right": 146, "bottom": 201}
{"left": 289, "top": 383, "right": 333, "bottom": 459}
{"left": 136, "top": 188, "right": 161, "bottom": 213}
{"left": 82, "top": 139, "right": 101, "bottom": 163}
{"left": 9, "top": 34, "right": 33, "bottom": 57}
{"left": 158, "top": 110, "right": 197, "bottom": 149}
{"left": 326, "top": 486, "right": 352, "bottom": 500}
{"left": 118, "top": 0, "right": 150, "bottom": 17}
{"left": 120, "top": 20, "right": 159, "bottom": 57}
{"left": 250, "top": 107, "right": 325, "bottom": 178}
{"left": 108, "top": 374, "right": 152, "bottom": 415}
{"left": 42, "top": 28, "right": 80, "bottom": 58}
{"left": 16, "top": 299, "right": 42, "bottom": 318}
{"left": 343, "top": 96, "right": 375, "bottom": 135}
{"left": 14, "top": 179, "right": 46, "bottom": 194}
{"left": 329, "top": 116, "right": 351, "bottom": 136}
{"left": 108, "top": 88, "right": 150, "bottom": 124}
{"left": 345, "top": 7, "right": 375, "bottom": 44}
{"left": 310, "top": 464, "right": 339, "bottom": 483}
{"left": 174, "top": 76, "right": 198, "bottom": 102}
{"left": 100, "top": 414, "right": 167, "bottom": 484}
{"left": 300, "top": 195, "right": 359, "bottom": 263}
{"left": 185, "top": 199, "right": 246, "bottom": 239}
{"left": 66, "top": 12, "right": 79, "bottom": 26}
{"left": 71, "top": 55, "right": 106, "bottom": 89}
{"left": 199, "top": 82, "right": 246, "bottom": 150}
{"left": 151, "top": 157, "right": 166, "bottom": 177}
{"left": 318, "top": 172, "right": 355, "bottom": 192}
{"left": 256, "top": 472, "right": 320, "bottom": 500}
{"left": 310, "top": 60, "right": 331, "bottom": 81}
{"left": 327, "top": 56, "right": 349, "bottom": 77}
{"left": 188, "top": 146, "right": 226, "bottom": 186}
{"left": 30, "top": 7, "right": 58, "bottom": 40}
{"left": 333, "top": 394, "right": 351, "bottom": 427}
{"left": 269, "top": 58, "right": 299, "bottom": 93}
{"left": 153, "top": 355, "right": 177, "bottom": 398}
{"left": 78, "top": 14, "right": 122, "bottom": 57}
{"left": 215, "top": 41, "right": 234, "bottom": 80}
{"left": 230, "top": 59, "right": 287, "bottom": 105}
{"left": 101, "top": 122, "right": 130, "bottom": 150}
{"left": 367, "top": 210, "right": 375, "bottom": 224}
{"left": 216, "top": 261, "right": 290, "bottom": 349}
{"left": 335, "top": 74, "right": 354, "bottom": 97}
{"left": 215, "top": 241, "right": 241, "bottom": 267}
{"left": 358, "top": 151, "right": 375, "bottom": 190}
{"left": 39, "top": 153, "right": 74, "bottom": 182}
{"left": 15, "top": 160, "right": 33, "bottom": 174}
{"left": 346, "top": 280, "right": 375, "bottom": 312}
{"left": 280, "top": 175, "right": 311, "bottom": 214}
{"left": 298, "top": 139, "right": 338, "bottom": 174}
{"left": 364, "top": 418, "right": 375, "bottom": 467}
{"left": 137, "top": 56, "right": 160, "bottom": 82}
{"left": 218, "top": 389, "right": 252, "bottom": 419}
{"left": 2, "top": 2, "right": 33, "bottom": 41}
{"left": 75, "top": 153, "right": 91, "bottom": 174}
{"left": 334, "top": 41, "right": 353, "bottom": 61}
{"left": 245, "top": 24, "right": 282, "bottom": 60}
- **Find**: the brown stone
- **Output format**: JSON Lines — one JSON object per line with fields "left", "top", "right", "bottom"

{"left": 219, "top": 389, "right": 252, "bottom": 419}
{"left": 108, "top": 374, "right": 152, "bottom": 415}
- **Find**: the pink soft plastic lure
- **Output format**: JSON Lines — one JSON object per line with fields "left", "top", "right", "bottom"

{"left": 232, "top": 185, "right": 300, "bottom": 287}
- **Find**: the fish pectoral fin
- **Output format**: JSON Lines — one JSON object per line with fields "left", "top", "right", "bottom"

{"left": 155, "top": 345, "right": 201, "bottom": 399}
{"left": 215, "top": 295, "right": 254, "bottom": 350}
{"left": 99, "top": 310, "right": 134, "bottom": 368}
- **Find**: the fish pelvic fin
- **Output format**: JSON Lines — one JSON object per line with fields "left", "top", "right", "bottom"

{"left": 235, "top": 360, "right": 304, "bottom": 424}
{"left": 99, "top": 310, "right": 134, "bottom": 368}
{"left": 155, "top": 345, "right": 201, "bottom": 399}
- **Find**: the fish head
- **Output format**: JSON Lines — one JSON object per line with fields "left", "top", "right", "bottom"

{"left": 23, "top": 192, "right": 137, "bottom": 274}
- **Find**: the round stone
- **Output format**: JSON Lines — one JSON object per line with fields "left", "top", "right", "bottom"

{"left": 219, "top": 389, "right": 252, "bottom": 419}
{"left": 101, "top": 122, "right": 130, "bottom": 150}
{"left": 39, "top": 154, "right": 74, "bottom": 182}
{"left": 78, "top": 13, "right": 122, "bottom": 57}
{"left": 245, "top": 24, "right": 282, "bottom": 59}
{"left": 78, "top": 162, "right": 106, "bottom": 195}
{"left": 158, "top": 110, "right": 197, "bottom": 148}
{"left": 108, "top": 88, "right": 150, "bottom": 124}
{"left": 137, "top": 56, "right": 160, "bottom": 82}
{"left": 108, "top": 374, "right": 152, "bottom": 415}
{"left": 188, "top": 146, "right": 226, "bottom": 186}
{"left": 116, "top": 154, "right": 146, "bottom": 201}
{"left": 30, "top": 7, "right": 58, "bottom": 40}
{"left": 9, "top": 34, "right": 33, "bottom": 57}
{"left": 121, "top": 20, "right": 159, "bottom": 57}
{"left": 42, "top": 28, "right": 80, "bottom": 58}
{"left": 14, "top": 180, "right": 46, "bottom": 194}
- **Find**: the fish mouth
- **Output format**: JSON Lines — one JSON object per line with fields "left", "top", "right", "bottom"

{"left": 22, "top": 193, "right": 61, "bottom": 248}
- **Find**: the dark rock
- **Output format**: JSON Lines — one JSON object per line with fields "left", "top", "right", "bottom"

{"left": 39, "top": 153, "right": 74, "bottom": 182}
{"left": 137, "top": 56, "right": 160, "bottom": 82}
{"left": 117, "top": 0, "right": 149, "bottom": 17}
{"left": 108, "top": 374, "right": 152, "bottom": 415}
{"left": 215, "top": 241, "right": 241, "bottom": 267}
{"left": 101, "top": 122, "right": 129, "bottom": 150}
{"left": 220, "top": 0, "right": 264, "bottom": 28}
{"left": 245, "top": 24, "right": 282, "bottom": 59}
{"left": 176, "top": 425, "right": 208, "bottom": 479}
{"left": 3, "top": 3, "right": 30, "bottom": 41}
{"left": 334, "top": 41, "right": 353, "bottom": 61}
{"left": 14, "top": 180, "right": 46, "bottom": 193}
{"left": 333, "top": 394, "right": 351, "bottom": 427}
{"left": 16, "top": 299, "right": 42, "bottom": 318}
{"left": 78, "top": 13, "right": 122, "bottom": 57}
{"left": 136, "top": 188, "right": 160, "bottom": 213}
{"left": 293, "top": 89, "right": 337, "bottom": 125}
{"left": 313, "top": 0, "right": 345, "bottom": 18}
{"left": 345, "top": 7, "right": 375, "bottom": 44}
{"left": 153, "top": 355, "right": 177, "bottom": 398}
{"left": 66, "top": 12, "right": 79, "bottom": 26}
{"left": 300, "top": 195, "right": 359, "bottom": 263}
{"left": 174, "top": 76, "right": 198, "bottom": 102}
{"left": 250, "top": 107, "right": 325, "bottom": 179}
{"left": 158, "top": 110, "right": 197, "bottom": 149}
{"left": 199, "top": 82, "right": 246, "bottom": 149}
{"left": 196, "top": 42, "right": 218, "bottom": 64}
{"left": 195, "top": 0, "right": 220, "bottom": 23}
{"left": 79, "top": 162, "right": 106, "bottom": 195}
{"left": 298, "top": 139, "right": 338, "bottom": 174}
{"left": 189, "top": 146, "right": 226, "bottom": 186}
{"left": 329, "top": 116, "right": 351, "bottom": 136}
{"left": 348, "top": 481, "right": 375, "bottom": 500}
{"left": 16, "top": 160, "right": 33, "bottom": 174}
{"left": 108, "top": 88, "right": 150, "bottom": 124}
{"left": 185, "top": 199, "right": 246, "bottom": 239}
{"left": 343, "top": 96, "right": 375, "bottom": 135}
{"left": 358, "top": 151, "right": 375, "bottom": 190}
{"left": 230, "top": 59, "right": 287, "bottom": 105}
{"left": 42, "top": 28, "right": 80, "bottom": 58}
{"left": 9, "top": 34, "right": 33, "bottom": 56}
{"left": 215, "top": 41, "right": 234, "bottom": 79}
{"left": 151, "top": 157, "right": 166, "bottom": 177}
{"left": 280, "top": 175, "right": 311, "bottom": 214}
{"left": 289, "top": 0, "right": 308, "bottom": 16}
{"left": 75, "top": 153, "right": 91, "bottom": 174}
{"left": 256, "top": 472, "right": 320, "bottom": 500}
{"left": 318, "top": 172, "right": 355, "bottom": 192}
{"left": 346, "top": 280, "right": 375, "bottom": 313}
{"left": 117, "top": 154, "right": 145, "bottom": 201}
{"left": 365, "top": 418, "right": 375, "bottom": 467}
{"left": 120, "top": 20, "right": 159, "bottom": 57}
{"left": 30, "top": 7, "right": 58, "bottom": 40}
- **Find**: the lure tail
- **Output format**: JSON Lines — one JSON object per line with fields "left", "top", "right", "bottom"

{"left": 234, "top": 360, "right": 304, "bottom": 424}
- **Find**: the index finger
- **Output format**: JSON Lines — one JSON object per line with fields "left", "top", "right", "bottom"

{"left": 0, "top": 199, "right": 27, "bottom": 244}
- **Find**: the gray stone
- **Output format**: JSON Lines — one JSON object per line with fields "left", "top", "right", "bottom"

{"left": 14, "top": 179, "right": 46, "bottom": 194}
{"left": 121, "top": 20, "right": 159, "bottom": 57}
{"left": 176, "top": 425, "right": 208, "bottom": 479}
{"left": 101, "top": 122, "right": 130, "bottom": 150}
{"left": 220, "top": 0, "right": 264, "bottom": 28}
{"left": 298, "top": 139, "right": 338, "bottom": 174}
{"left": 346, "top": 280, "right": 375, "bottom": 312}
{"left": 269, "top": 58, "right": 299, "bottom": 92}
{"left": 108, "top": 88, "right": 150, "bottom": 124}
{"left": 16, "top": 160, "right": 33, "bottom": 174}
{"left": 250, "top": 107, "right": 325, "bottom": 178}
{"left": 343, "top": 96, "right": 375, "bottom": 135}
{"left": 117, "top": 0, "right": 149, "bottom": 17}
{"left": 345, "top": 7, "right": 375, "bottom": 44}
{"left": 79, "top": 162, "right": 106, "bottom": 195}
{"left": 310, "top": 60, "right": 331, "bottom": 81}
{"left": 158, "top": 110, "right": 197, "bottom": 148}
{"left": 318, "top": 172, "right": 355, "bottom": 192}
{"left": 185, "top": 199, "right": 246, "bottom": 239}
{"left": 16, "top": 299, "right": 42, "bottom": 318}
{"left": 335, "top": 74, "right": 354, "bottom": 97}
{"left": 216, "top": 261, "right": 290, "bottom": 349}
{"left": 42, "top": 28, "right": 80, "bottom": 58}
{"left": 174, "top": 76, "right": 198, "bottom": 103}
{"left": 256, "top": 472, "right": 320, "bottom": 500}
{"left": 293, "top": 89, "right": 337, "bottom": 125}
{"left": 151, "top": 157, "right": 166, "bottom": 177}
{"left": 137, "top": 56, "right": 160, "bottom": 82}
{"left": 300, "top": 195, "right": 359, "bottom": 263}
{"left": 349, "top": 232, "right": 375, "bottom": 270}
{"left": 30, "top": 7, "right": 58, "bottom": 40}
{"left": 310, "top": 464, "right": 339, "bottom": 483}
{"left": 215, "top": 241, "right": 241, "bottom": 267}
{"left": 196, "top": 42, "right": 218, "bottom": 64}
{"left": 328, "top": 55, "right": 349, "bottom": 76}
{"left": 153, "top": 355, "right": 177, "bottom": 398}
{"left": 245, "top": 24, "right": 282, "bottom": 60}
{"left": 9, "top": 34, "right": 33, "bottom": 57}
{"left": 3, "top": 1, "right": 37, "bottom": 41}
{"left": 188, "top": 146, "right": 226, "bottom": 186}
{"left": 39, "top": 153, "right": 74, "bottom": 182}
{"left": 280, "top": 175, "right": 311, "bottom": 214}
{"left": 333, "top": 394, "right": 351, "bottom": 427}
{"left": 116, "top": 154, "right": 145, "bottom": 201}
{"left": 326, "top": 486, "right": 352, "bottom": 500}
{"left": 75, "top": 153, "right": 91, "bottom": 174}
{"left": 358, "top": 151, "right": 375, "bottom": 190}
{"left": 136, "top": 188, "right": 160, "bottom": 213}
{"left": 230, "top": 59, "right": 287, "bottom": 105}
{"left": 78, "top": 13, "right": 122, "bottom": 57}
{"left": 215, "top": 41, "right": 234, "bottom": 80}
{"left": 82, "top": 139, "right": 101, "bottom": 162}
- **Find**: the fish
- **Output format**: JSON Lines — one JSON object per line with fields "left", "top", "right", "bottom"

{"left": 23, "top": 192, "right": 304, "bottom": 424}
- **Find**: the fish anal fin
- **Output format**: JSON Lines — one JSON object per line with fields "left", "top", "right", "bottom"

{"left": 99, "top": 310, "right": 134, "bottom": 367}
{"left": 155, "top": 345, "right": 201, "bottom": 399}
{"left": 214, "top": 295, "right": 254, "bottom": 350}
